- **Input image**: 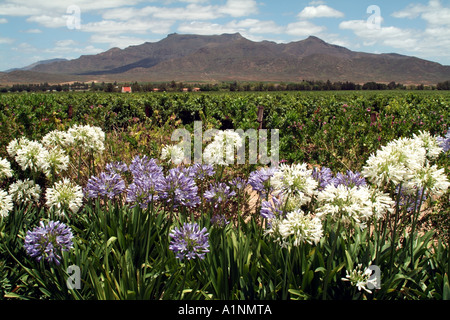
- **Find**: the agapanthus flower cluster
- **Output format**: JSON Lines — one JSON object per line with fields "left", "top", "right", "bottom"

{"left": 270, "top": 163, "right": 318, "bottom": 205}
{"left": 183, "top": 163, "right": 215, "bottom": 180}
{"left": 37, "top": 147, "right": 70, "bottom": 178}
{"left": 203, "top": 130, "right": 244, "bottom": 165}
{"left": 68, "top": 124, "right": 105, "bottom": 154}
{"left": 404, "top": 163, "right": 450, "bottom": 197}
{"left": 316, "top": 184, "right": 393, "bottom": 229}
{"left": 105, "top": 161, "right": 128, "bottom": 174}
{"left": 8, "top": 179, "right": 41, "bottom": 205}
{"left": 42, "top": 130, "right": 74, "bottom": 149}
{"left": 0, "top": 157, "right": 13, "bottom": 181}
{"left": 248, "top": 167, "right": 278, "bottom": 198}
{"left": 334, "top": 170, "right": 367, "bottom": 188}
{"left": 0, "top": 189, "right": 13, "bottom": 218}
{"left": 362, "top": 133, "right": 448, "bottom": 197}
{"left": 158, "top": 167, "right": 200, "bottom": 208}
{"left": 260, "top": 195, "right": 285, "bottom": 220}
{"left": 266, "top": 209, "right": 323, "bottom": 248}
{"left": 203, "top": 182, "right": 236, "bottom": 208}
{"left": 129, "top": 155, "right": 163, "bottom": 178}
{"left": 6, "top": 125, "right": 103, "bottom": 181}
{"left": 231, "top": 177, "right": 247, "bottom": 192}
{"left": 169, "top": 222, "right": 210, "bottom": 260}
{"left": 24, "top": 220, "right": 74, "bottom": 265}
{"left": 312, "top": 167, "right": 335, "bottom": 190}
{"left": 126, "top": 156, "right": 164, "bottom": 208}
{"left": 46, "top": 178, "right": 84, "bottom": 217}
{"left": 7, "top": 137, "right": 31, "bottom": 158}
{"left": 342, "top": 264, "right": 377, "bottom": 294}
{"left": 85, "top": 172, "right": 126, "bottom": 200}
{"left": 161, "top": 144, "right": 185, "bottom": 165}
{"left": 14, "top": 140, "right": 47, "bottom": 172}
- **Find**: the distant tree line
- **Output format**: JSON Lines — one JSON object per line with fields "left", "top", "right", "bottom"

{"left": 1, "top": 79, "right": 450, "bottom": 93}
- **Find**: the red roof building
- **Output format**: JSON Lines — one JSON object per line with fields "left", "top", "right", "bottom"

{"left": 121, "top": 86, "right": 132, "bottom": 93}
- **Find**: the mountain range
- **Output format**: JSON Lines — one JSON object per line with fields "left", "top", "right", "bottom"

{"left": 1, "top": 33, "right": 449, "bottom": 85}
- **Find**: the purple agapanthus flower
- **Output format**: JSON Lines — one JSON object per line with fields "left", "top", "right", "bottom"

{"left": 126, "top": 174, "right": 164, "bottom": 209}
{"left": 126, "top": 156, "right": 166, "bottom": 208}
{"left": 85, "top": 172, "right": 126, "bottom": 199}
{"left": 24, "top": 220, "right": 74, "bottom": 265}
{"left": 158, "top": 167, "right": 200, "bottom": 208}
{"left": 129, "top": 155, "right": 163, "bottom": 178}
{"left": 437, "top": 130, "right": 450, "bottom": 153}
{"left": 231, "top": 177, "right": 247, "bottom": 192}
{"left": 184, "top": 163, "right": 215, "bottom": 180}
{"left": 334, "top": 170, "right": 367, "bottom": 188}
{"left": 169, "top": 222, "right": 210, "bottom": 260}
{"left": 204, "top": 182, "right": 236, "bottom": 208}
{"left": 260, "top": 195, "right": 285, "bottom": 220}
{"left": 312, "top": 167, "right": 336, "bottom": 190}
{"left": 105, "top": 161, "right": 128, "bottom": 174}
{"left": 248, "top": 167, "right": 278, "bottom": 198}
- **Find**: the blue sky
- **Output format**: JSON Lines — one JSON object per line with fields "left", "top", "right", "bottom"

{"left": 0, "top": 0, "right": 449, "bottom": 71}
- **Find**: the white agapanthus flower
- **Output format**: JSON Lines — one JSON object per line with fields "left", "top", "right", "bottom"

{"left": 362, "top": 136, "right": 427, "bottom": 188}
{"left": 203, "top": 130, "right": 244, "bottom": 165}
{"left": 15, "top": 140, "right": 48, "bottom": 172}
{"left": 342, "top": 264, "right": 377, "bottom": 294}
{"left": 6, "top": 137, "right": 31, "bottom": 158}
{"left": 412, "top": 131, "right": 443, "bottom": 160}
{"left": 42, "top": 130, "right": 74, "bottom": 149}
{"left": 68, "top": 124, "right": 105, "bottom": 154}
{"left": 405, "top": 163, "right": 450, "bottom": 197}
{"left": 368, "top": 188, "right": 395, "bottom": 219}
{"left": 46, "top": 178, "right": 83, "bottom": 216}
{"left": 0, "top": 189, "right": 13, "bottom": 218}
{"left": 270, "top": 163, "right": 318, "bottom": 205}
{"left": 161, "top": 144, "right": 185, "bottom": 165}
{"left": 316, "top": 184, "right": 388, "bottom": 229}
{"left": 37, "top": 147, "right": 70, "bottom": 178}
{"left": 0, "top": 157, "right": 13, "bottom": 180}
{"left": 8, "top": 179, "right": 41, "bottom": 204}
{"left": 363, "top": 133, "right": 449, "bottom": 197}
{"left": 275, "top": 209, "right": 323, "bottom": 247}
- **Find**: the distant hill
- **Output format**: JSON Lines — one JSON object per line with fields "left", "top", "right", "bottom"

{"left": 3, "top": 58, "right": 68, "bottom": 73}
{"left": 1, "top": 33, "right": 449, "bottom": 85}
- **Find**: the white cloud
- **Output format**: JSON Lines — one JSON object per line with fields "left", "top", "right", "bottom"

{"left": 24, "top": 29, "right": 42, "bottom": 33}
{"left": 0, "top": 3, "right": 42, "bottom": 16}
{"left": 286, "top": 21, "right": 326, "bottom": 36}
{"left": 178, "top": 21, "right": 243, "bottom": 35}
{"left": 0, "top": 37, "right": 14, "bottom": 44}
{"left": 0, "top": 0, "right": 144, "bottom": 14}
{"left": 297, "top": 5, "right": 344, "bottom": 19}
{"left": 389, "top": 0, "right": 450, "bottom": 62}
{"left": 392, "top": 0, "right": 450, "bottom": 26}
{"left": 308, "top": 0, "right": 326, "bottom": 5}
{"left": 227, "top": 19, "right": 285, "bottom": 34}
{"left": 218, "top": 0, "right": 258, "bottom": 18}
{"left": 26, "top": 15, "right": 67, "bottom": 28}
{"left": 339, "top": 19, "right": 416, "bottom": 48}
{"left": 0, "top": 18, "right": 8, "bottom": 23}
{"left": 81, "top": 19, "right": 173, "bottom": 35}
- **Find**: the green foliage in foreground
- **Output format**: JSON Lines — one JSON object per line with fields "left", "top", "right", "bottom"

{"left": 1, "top": 189, "right": 449, "bottom": 301}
